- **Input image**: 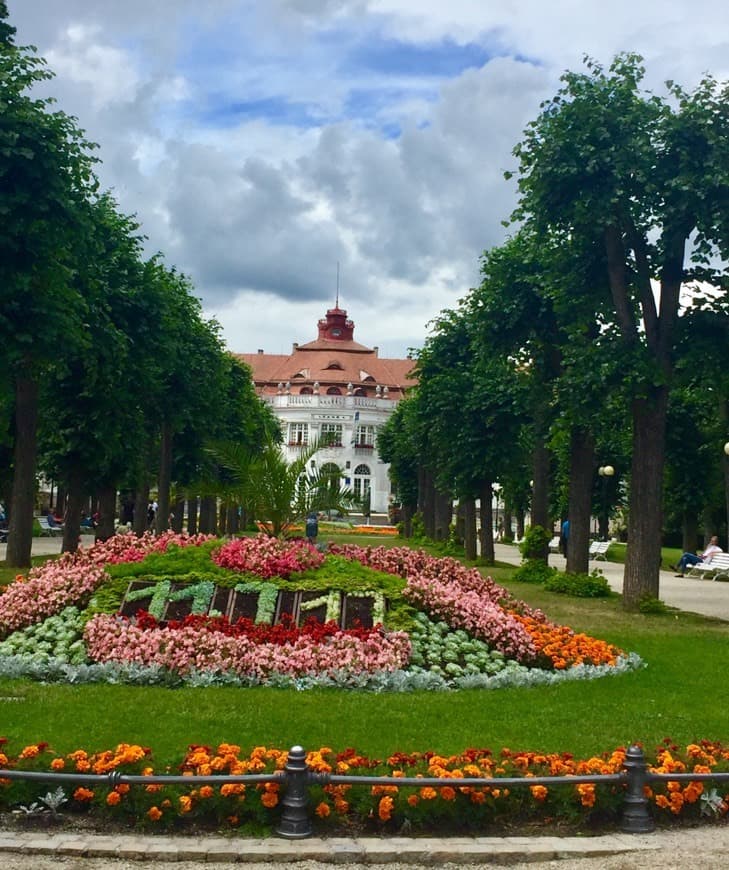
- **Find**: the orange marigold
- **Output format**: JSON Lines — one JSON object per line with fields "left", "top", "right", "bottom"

{"left": 50, "top": 758, "right": 65, "bottom": 771}
{"left": 147, "top": 806, "right": 163, "bottom": 822}
{"left": 315, "top": 802, "right": 331, "bottom": 818}
{"left": 74, "top": 787, "right": 95, "bottom": 802}
{"left": 261, "top": 792, "right": 278, "bottom": 809}
{"left": 106, "top": 791, "right": 121, "bottom": 807}
{"left": 378, "top": 795, "right": 394, "bottom": 822}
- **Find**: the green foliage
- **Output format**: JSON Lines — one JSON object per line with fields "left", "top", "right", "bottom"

{"left": 518, "top": 525, "right": 551, "bottom": 560}
{"left": 638, "top": 596, "right": 669, "bottom": 615}
{"left": 512, "top": 559, "right": 558, "bottom": 584}
{"left": 544, "top": 570, "right": 612, "bottom": 598}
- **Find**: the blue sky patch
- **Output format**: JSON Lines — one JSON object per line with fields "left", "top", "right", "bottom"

{"left": 345, "top": 36, "right": 497, "bottom": 78}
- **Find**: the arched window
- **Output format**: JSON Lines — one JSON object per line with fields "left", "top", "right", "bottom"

{"left": 299, "top": 386, "right": 313, "bottom": 394}
{"left": 353, "top": 387, "right": 366, "bottom": 397}
{"left": 353, "top": 464, "right": 371, "bottom": 500}
{"left": 326, "top": 386, "right": 342, "bottom": 395}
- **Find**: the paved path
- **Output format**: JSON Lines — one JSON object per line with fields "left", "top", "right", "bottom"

{"left": 491, "top": 541, "right": 729, "bottom": 621}
{"left": 0, "top": 826, "right": 729, "bottom": 868}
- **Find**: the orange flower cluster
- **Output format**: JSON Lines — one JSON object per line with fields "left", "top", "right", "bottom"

{"left": 513, "top": 615, "right": 620, "bottom": 669}
{"left": 350, "top": 526, "right": 398, "bottom": 536}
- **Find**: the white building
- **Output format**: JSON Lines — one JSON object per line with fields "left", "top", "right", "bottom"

{"left": 238, "top": 305, "right": 417, "bottom": 513}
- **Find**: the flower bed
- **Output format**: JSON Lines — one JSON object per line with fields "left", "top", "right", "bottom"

{"left": 0, "top": 535, "right": 639, "bottom": 689}
{"left": 1, "top": 738, "right": 727, "bottom": 833}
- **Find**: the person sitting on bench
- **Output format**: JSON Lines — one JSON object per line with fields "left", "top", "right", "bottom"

{"left": 674, "top": 536, "right": 722, "bottom": 577}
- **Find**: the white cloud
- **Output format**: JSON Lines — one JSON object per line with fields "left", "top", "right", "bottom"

{"left": 7, "top": 0, "right": 729, "bottom": 358}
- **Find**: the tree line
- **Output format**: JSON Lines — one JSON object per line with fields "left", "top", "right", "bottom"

{"left": 0, "top": 4, "right": 278, "bottom": 567}
{"left": 380, "top": 54, "right": 729, "bottom": 610}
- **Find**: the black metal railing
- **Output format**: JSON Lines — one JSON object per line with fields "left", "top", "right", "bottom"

{"left": 3, "top": 743, "right": 729, "bottom": 838}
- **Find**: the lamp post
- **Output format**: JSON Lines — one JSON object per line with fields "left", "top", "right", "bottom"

{"left": 493, "top": 483, "right": 502, "bottom": 540}
{"left": 724, "top": 443, "right": 729, "bottom": 549}
{"left": 598, "top": 465, "right": 615, "bottom": 541}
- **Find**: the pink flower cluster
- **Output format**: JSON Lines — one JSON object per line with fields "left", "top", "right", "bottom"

{"left": 84, "top": 615, "right": 411, "bottom": 679}
{"left": 0, "top": 561, "right": 107, "bottom": 634}
{"left": 0, "top": 532, "right": 213, "bottom": 636}
{"left": 329, "top": 545, "right": 543, "bottom": 664}
{"left": 212, "top": 534, "right": 324, "bottom": 578}
{"left": 83, "top": 531, "right": 214, "bottom": 566}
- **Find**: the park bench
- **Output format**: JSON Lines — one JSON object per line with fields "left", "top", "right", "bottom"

{"left": 37, "top": 516, "right": 63, "bottom": 537}
{"left": 686, "top": 552, "right": 729, "bottom": 582}
{"left": 589, "top": 540, "right": 611, "bottom": 561}
{"left": 548, "top": 535, "right": 561, "bottom": 553}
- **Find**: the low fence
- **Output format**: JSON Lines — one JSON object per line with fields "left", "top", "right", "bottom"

{"left": 3, "top": 743, "right": 729, "bottom": 838}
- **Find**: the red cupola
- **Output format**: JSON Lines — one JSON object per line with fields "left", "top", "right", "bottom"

{"left": 317, "top": 306, "right": 355, "bottom": 342}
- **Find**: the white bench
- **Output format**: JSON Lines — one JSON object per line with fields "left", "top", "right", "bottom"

{"left": 589, "top": 540, "right": 611, "bottom": 561}
{"left": 548, "top": 535, "right": 561, "bottom": 553}
{"left": 37, "top": 516, "right": 63, "bottom": 537}
{"left": 686, "top": 552, "right": 729, "bottom": 581}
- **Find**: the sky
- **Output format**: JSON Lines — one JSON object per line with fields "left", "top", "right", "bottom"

{"left": 8, "top": 1, "right": 728, "bottom": 358}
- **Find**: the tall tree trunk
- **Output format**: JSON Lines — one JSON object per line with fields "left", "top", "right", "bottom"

{"left": 623, "top": 389, "right": 668, "bottom": 609}
{"left": 419, "top": 468, "right": 435, "bottom": 538}
{"left": 55, "top": 485, "right": 66, "bottom": 517}
{"left": 155, "top": 421, "right": 173, "bottom": 535}
{"left": 516, "top": 508, "right": 525, "bottom": 541}
{"left": 218, "top": 501, "right": 228, "bottom": 536}
{"left": 479, "top": 481, "right": 495, "bottom": 564}
{"left": 95, "top": 485, "right": 117, "bottom": 542}
{"left": 402, "top": 504, "right": 413, "bottom": 538}
{"left": 171, "top": 497, "right": 185, "bottom": 533}
{"left": 62, "top": 470, "right": 85, "bottom": 554}
{"left": 187, "top": 496, "right": 198, "bottom": 535}
{"left": 566, "top": 427, "right": 595, "bottom": 575}
{"left": 502, "top": 502, "right": 513, "bottom": 543}
{"left": 133, "top": 485, "right": 149, "bottom": 537}
{"left": 226, "top": 503, "right": 239, "bottom": 537}
{"left": 681, "top": 513, "right": 697, "bottom": 556}
{"left": 530, "top": 437, "right": 551, "bottom": 563}
{"left": 433, "top": 490, "right": 451, "bottom": 542}
{"left": 199, "top": 495, "right": 217, "bottom": 535}
{"left": 463, "top": 497, "right": 477, "bottom": 561}
{"left": 6, "top": 374, "right": 39, "bottom": 568}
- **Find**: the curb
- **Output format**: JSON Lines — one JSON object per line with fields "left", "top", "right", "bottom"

{"left": 0, "top": 831, "right": 684, "bottom": 864}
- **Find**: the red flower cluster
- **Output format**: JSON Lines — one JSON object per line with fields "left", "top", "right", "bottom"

{"left": 212, "top": 534, "right": 324, "bottom": 579}
{"left": 133, "top": 610, "right": 383, "bottom": 646}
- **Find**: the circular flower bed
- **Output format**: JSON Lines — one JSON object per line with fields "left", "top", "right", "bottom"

{"left": 0, "top": 533, "right": 642, "bottom": 689}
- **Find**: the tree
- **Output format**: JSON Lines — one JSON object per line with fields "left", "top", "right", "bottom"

{"left": 510, "top": 54, "right": 729, "bottom": 607}
{"left": 0, "top": 25, "right": 99, "bottom": 565}
{"left": 209, "top": 438, "right": 358, "bottom": 538}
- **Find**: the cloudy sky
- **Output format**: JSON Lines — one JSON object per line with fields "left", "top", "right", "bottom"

{"left": 8, "top": 1, "right": 728, "bottom": 358}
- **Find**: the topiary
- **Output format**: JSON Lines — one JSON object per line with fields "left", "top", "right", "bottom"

{"left": 518, "top": 525, "right": 551, "bottom": 560}
{"left": 513, "top": 559, "right": 558, "bottom": 584}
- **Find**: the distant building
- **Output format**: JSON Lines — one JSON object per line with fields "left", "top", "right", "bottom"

{"left": 238, "top": 305, "right": 417, "bottom": 513}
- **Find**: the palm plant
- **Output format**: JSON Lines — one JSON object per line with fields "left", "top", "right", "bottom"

{"left": 207, "top": 438, "right": 358, "bottom": 537}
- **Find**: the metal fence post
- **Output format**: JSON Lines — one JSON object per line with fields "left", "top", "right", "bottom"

{"left": 620, "top": 743, "right": 655, "bottom": 833}
{"left": 276, "top": 745, "right": 313, "bottom": 838}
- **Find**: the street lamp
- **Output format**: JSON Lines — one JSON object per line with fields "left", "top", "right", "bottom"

{"left": 598, "top": 465, "right": 615, "bottom": 541}
{"left": 493, "top": 483, "right": 502, "bottom": 539}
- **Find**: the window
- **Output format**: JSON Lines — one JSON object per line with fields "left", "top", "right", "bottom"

{"left": 353, "top": 464, "right": 371, "bottom": 500}
{"left": 355, "top": 424, "right": 375, "bottom": 446}
{"left": 321, "top": 423, "right": 343, "bottom": 446}
{"left": 299, "top": 386, "right": 313, "bottom": 394}
{"left": 288, "top": 422, "right": 308, "bottom": 445}
{"left": 326, "top": 386, "right": 342, "bottom": 395}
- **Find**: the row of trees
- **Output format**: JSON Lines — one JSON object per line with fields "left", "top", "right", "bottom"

{"left": 0, "top": 5, "right": 279, "bottom": 566}
{"left": 380, "top": 54, "right": 729, "bottom": 609}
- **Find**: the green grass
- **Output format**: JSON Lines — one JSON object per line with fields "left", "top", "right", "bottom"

{"left": 2, "top": 534, "right": 728, "bottom": 763}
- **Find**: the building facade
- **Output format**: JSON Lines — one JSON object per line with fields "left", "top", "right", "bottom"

{"left": 238, "top": 305, "right": 417, "bottom": 513}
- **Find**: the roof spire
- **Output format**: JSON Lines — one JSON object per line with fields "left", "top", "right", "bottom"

{"left": 336, "top": 260, "right": 340, "bottom": 308}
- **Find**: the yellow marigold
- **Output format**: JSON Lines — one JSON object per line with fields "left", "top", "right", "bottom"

{"left": 74, "top": 787, "right": 95, "bottom": 802}
{"left": 179, "top": 795, "right": 193, "bottom": 813}
{"left": 145, "top": 784, "right": 163, "bottom": 793}
{"left": 260, "top": 792, "right": 278, "bottom": 809}
{"left": 50, "top": 758, "right": 65, "bottom": 771}
{"left": 161, "top": 799, "right": 172, "bottom": 809}
{"left": 217, "top": 743, "right": 241, "bottom": 756}
{"left": 147, "top": 806, "right": 163, "bottom": 822}
{"left": 220, "top": 783, "right": 245, "bottom": 797}
{"left": 315, "top": 801, "right": 331, "bottom": 818}
{"left": 199, "top": 786, "right": 214, "bottom": 799}
{"left": 419, "top": 787, "right": 437, "bottom": 800}
{"left": 378, "top": 795, "right": 394, "bottom": 822}
{"left": 75, "top": 759, "right": 91, "bottom": 773}
{"left": 106, "top": 791, "right": 121, "bottom": 807}
{"left": 0, "top": 753, "right": 8, "bottom": 766}
{"left": 142, "top": 766, "right": 154, "bottom": 776}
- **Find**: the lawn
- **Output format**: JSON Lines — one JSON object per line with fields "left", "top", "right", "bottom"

{"left": 1, "top": 533, "right": 728, "bottom": 765}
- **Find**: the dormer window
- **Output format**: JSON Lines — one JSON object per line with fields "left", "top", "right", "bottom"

{"left": 325, "top": 361, "right": 343, "bottom": 370}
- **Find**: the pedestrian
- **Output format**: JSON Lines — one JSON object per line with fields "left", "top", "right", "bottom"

{"left": 305, "top": 511, "right": 318, "bottom": 545}
{"left": 560, "top": 518, "right": 570, "bottom": 556}
{"left": 674, "top": 535, "right": 722, "bottom": 577}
